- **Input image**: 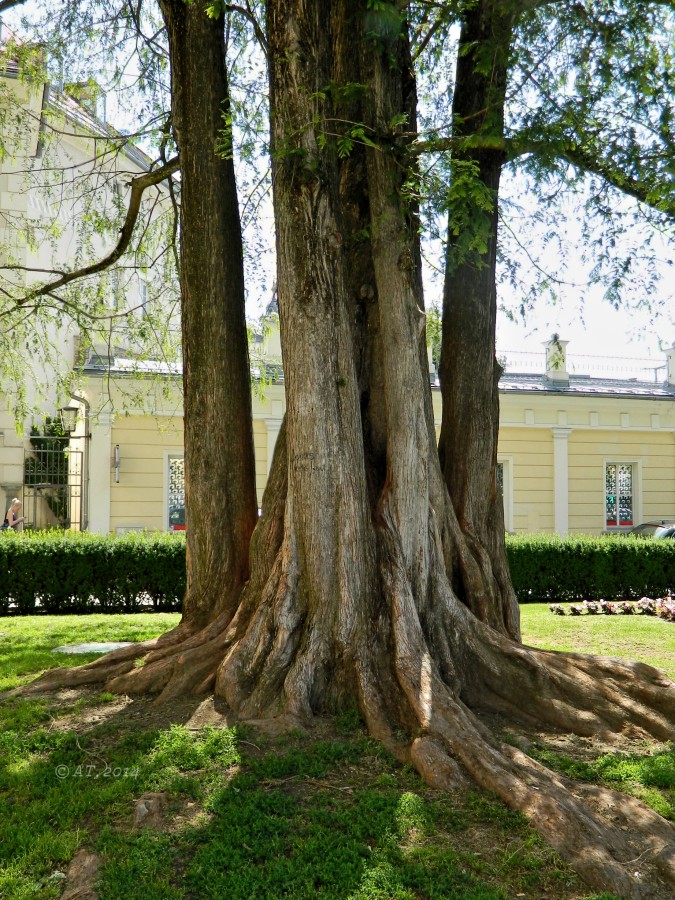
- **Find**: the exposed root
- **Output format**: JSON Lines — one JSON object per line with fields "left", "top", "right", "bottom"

{"left": 397, "top": 645, "right": 674, "bottom": 898}
{"left": 374, "top": 510, "right": 675, "bottom": 900}
{"left": 446, "top": 594, "right": 675, "bottom": 740}
{"left": 5, "top": 614, "right": 232, "bottom": 701}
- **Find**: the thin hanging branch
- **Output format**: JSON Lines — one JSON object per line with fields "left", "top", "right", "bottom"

{"left": 13, "top": 155, "right": 180, "bottom": 307}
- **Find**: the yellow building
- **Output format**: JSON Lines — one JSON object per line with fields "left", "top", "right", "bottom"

{"left": 75, "top": 336, "right": 675, "bottom": 537}
{"left": 0, "top": 53, "right": 178, "bottom": 526}
{"left": 497, "top": 340, "right": 675, "bottom": 534}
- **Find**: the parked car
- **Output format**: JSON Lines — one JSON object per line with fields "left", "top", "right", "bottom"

{"left": 629, "top": 520, "right": 675, "bottom": 538}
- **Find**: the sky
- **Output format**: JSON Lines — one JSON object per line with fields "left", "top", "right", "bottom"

{"left": 495, "top": 283, "right": 673, "bottom": 364}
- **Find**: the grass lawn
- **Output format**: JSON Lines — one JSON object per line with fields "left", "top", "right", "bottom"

{"left": 0, "top": 610, "right": 672, "bottom": 900}
{"left": 0, "top": 613, "right": 181, "bottom": 693}
{"left": 520, "top": 604, "right": 675, "bottom": 680}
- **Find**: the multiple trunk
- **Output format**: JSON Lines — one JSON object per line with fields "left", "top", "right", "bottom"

{"left": 438, "top": 0, "right": 519, "bottom": 638}
{"left": 158, "top": 0, "right": 258, "bottom": 628}
{"left": 15, "top": 2, "right": 675, "bottom": 897}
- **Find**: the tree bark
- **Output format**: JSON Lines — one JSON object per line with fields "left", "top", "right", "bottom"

{"left": 16, "top": 3, "right": 675, "bottom": 896}
{"left": 158, "top": 0, "right": 258, "bottom": 628}
{"left": 438, "top": 0, "right": 520, "bottom": 638}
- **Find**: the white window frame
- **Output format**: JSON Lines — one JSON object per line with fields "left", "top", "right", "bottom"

{"left": 164, "top": 450, "right": 186, "bottom": 531}
{"left": 139, "top": 277, "right": 149, "bottom": 317}
{"left": 603, "top": 459, "right": 642, "bottom": 533}
{"left": 497, "top": 457, "right": 514, "bottom": 533}
{"left": 112, "top": 269, "right": 122, "bottom": 310}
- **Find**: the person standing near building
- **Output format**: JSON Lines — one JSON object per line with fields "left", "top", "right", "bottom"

{"left": 2, "top": 498, "right": 24, "bottom": 530}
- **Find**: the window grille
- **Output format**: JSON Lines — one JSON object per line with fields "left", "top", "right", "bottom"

{"left": 168, "top": 454, "right": 185, "bottom": 530}
{"left": 605, "top": 463, "right": 633, "bottom": 528}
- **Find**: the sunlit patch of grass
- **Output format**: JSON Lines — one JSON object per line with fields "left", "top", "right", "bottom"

{"left": 519, "top": 604, "right": 675, "bottom": 680}
{"left": 531, "top": 745, "right": 675, "bottom": 821}
{"left": 0, "top": 613, "right": 180, "bottom": 691}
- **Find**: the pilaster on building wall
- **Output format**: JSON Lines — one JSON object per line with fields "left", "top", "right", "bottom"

{"left": 551, "top": 426, "right": 573, "bottom": 535}
{"left": 87, "top": 412, "right": 114, "bottom": 534}
{"left": 0, "top": 423, "right": 25, "bottom": 514}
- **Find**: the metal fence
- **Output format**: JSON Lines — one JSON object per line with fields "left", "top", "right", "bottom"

{"left": 498, "top": 349, "right": 666, "bottom": 382}
{"left": 23, "top": 439, "right": 85, "bottom": 530}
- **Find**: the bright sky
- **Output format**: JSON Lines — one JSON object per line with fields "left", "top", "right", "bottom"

{"left": 496, "top": 285, "right": 673, "bottom": 363}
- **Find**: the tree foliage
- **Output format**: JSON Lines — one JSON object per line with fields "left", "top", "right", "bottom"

{"left": 415, "top": 0, "right": 675, "bottom": 316}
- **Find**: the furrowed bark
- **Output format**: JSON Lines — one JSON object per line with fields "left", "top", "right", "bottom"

{"left": 215, "top": 0, "right": 378, "bottom": 719}
{"left": 437, "top": 0, "right": 520, "bottom": 639}
{"left": 159, "top": 0, "right": 258, "bottom": 628}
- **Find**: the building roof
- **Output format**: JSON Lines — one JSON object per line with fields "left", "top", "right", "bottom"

{"left": 84, "top": 355, "right": 674, "bottom": 400}
{"left": 81, "top": 355, "right": 285, "bottom": 384}
{"left": 498, "top": 372, "right": 675, "bottom": 400}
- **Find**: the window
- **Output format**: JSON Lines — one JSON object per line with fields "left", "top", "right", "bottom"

{"left": 139, "top": 279, "right": 149, "bottom": 316}
{"left": 605, "top": 463, "right": 634, "bottom": 528}
{"left": 167, "top": 453, "right": 185, "bottom": 531}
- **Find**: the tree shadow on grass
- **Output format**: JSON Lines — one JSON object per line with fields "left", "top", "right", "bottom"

{"left": 0, "top": 695, "right": 583, "bottom": 900}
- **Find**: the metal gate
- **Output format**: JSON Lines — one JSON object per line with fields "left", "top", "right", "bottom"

{"left": 23, "top": 439, "right": 85, "bottom": 530}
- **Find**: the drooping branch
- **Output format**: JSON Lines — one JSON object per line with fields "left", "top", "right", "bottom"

{"left": 224, "top": 3, "right": 267, "bottom": 53}
{"left": 0, "top": 0, "right": 28, "bottom": 13}
{"left": 14, "top": 155, "right": 180, "bottom": 305}
{"left": 411, "top": 131, "right": 675, "bottom": 214}
{"left": 552, "top": 141, "right": 675, "bottom": 215}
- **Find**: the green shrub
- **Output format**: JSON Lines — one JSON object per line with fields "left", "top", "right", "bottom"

{"left": 0, "top": 531, "right": 185, "bottom": 614}
{"left": 2, "top": 530, "right": 671, "bottom": 613}
{"left": 506, "top": 533, "right": 675, "bottom": 603}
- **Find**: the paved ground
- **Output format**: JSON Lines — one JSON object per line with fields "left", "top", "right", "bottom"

{"left": 52, "top": 642, "right": 135, "bottom": 654}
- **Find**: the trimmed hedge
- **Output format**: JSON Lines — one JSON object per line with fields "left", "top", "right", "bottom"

{"left": 0, "top": 530, "right": 185, "bottom": 614}
{"left": 506, "top": 533, "right": 675, "bottom": 603}
{"left": 1, "top": 530, "right": 673, "bottom": 613}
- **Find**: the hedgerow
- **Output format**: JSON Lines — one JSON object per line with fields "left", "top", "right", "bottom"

{"left": 1, "top": 531, "right": 672, "bottom": 613}
{"left": 506, "top": 533, "right": 675, "bottom": 603}
{"left": 0, "top": 531, "right": 185, "bottom": 614}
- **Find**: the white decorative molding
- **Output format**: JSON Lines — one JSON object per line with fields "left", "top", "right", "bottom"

{"left": 497, "top": 457, "right": 514, "bottom": 533}
{"left": 620, "top": 413, "right": 630, "bottom": 428}
{"left": 544, "top": 336, "right": 570, "bottom": 383}
{"left": 589, "top": 412, "right": 599, "bottom": 427}
{"left": 557, "top": 410, "right": 568, "bottom": 426}
{"left": 265, "top": 418, "right": 283, "bottom": 474}
{"left": 552, "top": 427, "right": 573, "bottom": 535}
{"left": 651, "top": 414, "right": 660, "bottom": 429}
{"left": 524, "top": 409, "right": 535, "bottom": 425}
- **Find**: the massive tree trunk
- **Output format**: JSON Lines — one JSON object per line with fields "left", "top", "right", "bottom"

{"left": 158, "top": 0, "right": 258, "bottom": 628}
{"left": 438, "top": 0, "right": 519, "bottom": 639}
{"left": 17, "top": 2, "right": 675, "bottom": 896}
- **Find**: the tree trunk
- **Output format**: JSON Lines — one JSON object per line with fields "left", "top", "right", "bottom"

{"left": 438, "top": 0, "right": 519, "bottom": 639}
{"left": 18, "top": 3, "right": 675, "bottom": 896}
{"left": 159, "top": 0, "right": 258, "bottom": 628}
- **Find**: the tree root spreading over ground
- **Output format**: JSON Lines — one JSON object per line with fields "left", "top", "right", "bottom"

{"left": 12, "top": 523, "right": 675, "bottom": 900}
